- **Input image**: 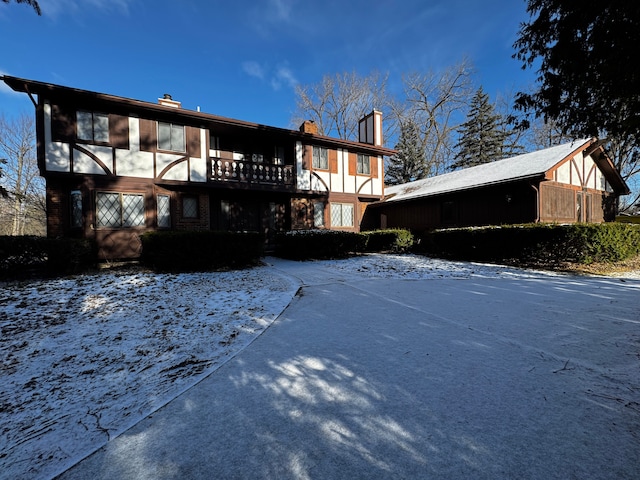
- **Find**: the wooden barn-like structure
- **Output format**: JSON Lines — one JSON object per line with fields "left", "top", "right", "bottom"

{"left": 363, "top": 139, "right": 630, "bottom": 233}
{"left": 2, "top": 76, "right": 393, "bottom": 260}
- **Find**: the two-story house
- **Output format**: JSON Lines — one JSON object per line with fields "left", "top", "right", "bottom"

{"left": 2, "top": 76, "right": 394, "bottom": 260}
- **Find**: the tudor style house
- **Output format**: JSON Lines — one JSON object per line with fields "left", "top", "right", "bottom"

{"left": 2, "top": 76, "right": 393, "bottom": 259}
{"left": 363, "top": 138, "right": 630, "bottom": 232}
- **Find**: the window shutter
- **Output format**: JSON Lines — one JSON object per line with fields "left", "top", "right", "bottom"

{"left": 51, "top": 104, "right": 75, "bottom": 142}
{"left": 348, "top": 152, "right": 357, "bottom": 176}
{"left": 329, "top": 149, "right": 338, "bottom": 173}
{"left": 139, "top": 119, "right": 157, "bottom": 152}
{"left": 186, "top": 126, "right": 201, "bottom": 158}
{"left": 303, "top": 144, "right": 312, "bottom": 170}
{"left": 109, "top": 114, "right": 129, "bottom": 149}
{"left": 371, "top": 155, "right": 378, "bottom": 178}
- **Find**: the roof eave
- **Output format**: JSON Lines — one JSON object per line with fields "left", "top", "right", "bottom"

{"left": 1, "top": 75, "right": 396, "bottom": 156}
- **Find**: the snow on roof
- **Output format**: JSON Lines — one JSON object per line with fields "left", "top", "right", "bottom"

{"left": 384, "top": 139, "right": 593, "bottom": 203}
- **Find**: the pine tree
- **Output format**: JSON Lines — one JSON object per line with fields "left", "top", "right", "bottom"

{"left": 451, "top": 87, "right": 508, "bottom": 170}
{"left": 385, "top": 119, "right": 426, "bottom": 185}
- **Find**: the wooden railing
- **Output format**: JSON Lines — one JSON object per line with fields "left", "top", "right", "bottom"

{"left": 210, "top": 158, "right": 294, "bottom": 187}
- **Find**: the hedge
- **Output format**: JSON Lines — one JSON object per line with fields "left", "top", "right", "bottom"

{"left": 416, "top": 223, "right": 640, "bottom": 265}
{"left": 274, "top": 229, "right": 414, "bottom": 260}
{"left": 0, "top": 236, "right": 96, "bottom": 279}
{"left": 139, "top": 230, "right": 263, "bottom": 272}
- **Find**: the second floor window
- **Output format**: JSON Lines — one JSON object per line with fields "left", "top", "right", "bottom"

{"left": 77, "top": 111, "right": 109, "bottom": 142}
{"left": 158, "top": 122, "right": 185, "bottom": 152}
{"left": 357, "top": 154, "right": 371, "bottom": 175}
{"left": 312, "top": 146, "right": 328, "bottom": 170}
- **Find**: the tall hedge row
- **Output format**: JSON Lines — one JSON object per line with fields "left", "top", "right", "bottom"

{"left": 417, "top": 223, "right": 640, "bottom": 265}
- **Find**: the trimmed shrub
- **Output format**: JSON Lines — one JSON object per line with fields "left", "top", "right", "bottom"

{"left": 417, "top": 223, "right": 640, "bottom": 265}
{"left": 274, "top": 230, "right": 366, "bottom": 260}
{"left": 0, "top": 236, "right": 96, "bottom": 279}
{"left": 140, "top": 230, "right": 263, "bottom": 272}
{"left": 362, "top": 229, "right": 414, "bottom": 253}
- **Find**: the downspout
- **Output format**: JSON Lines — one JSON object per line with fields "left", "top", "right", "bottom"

{"left": 530, "top": 183, "right": 540, "bottom": 223}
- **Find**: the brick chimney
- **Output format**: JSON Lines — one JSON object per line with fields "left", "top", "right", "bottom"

{"left": 299, "top": 120, "right": 318, "bottom": 134}
{"left": 158, "top": 93, "right": 181, "bottom": 108}
{"left": 358, "top": 110, "right": 383, "bottom": 146}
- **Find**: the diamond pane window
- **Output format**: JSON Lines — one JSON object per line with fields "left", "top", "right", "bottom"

{"left": 314, "top": 202, "right": 325, "bottom": 227}
{"left": 122, "top": 194, "right": 145, "bottom": 227}
{"left": 96, "top": 192, "right": 121, "bottom": 227}
{"left": 157, "top": 194, "right": 171, "bottom": 228}
{"left": 70, "top": 190, "right": 83, "bottom": 228}
{"left": 96, "top": 192, "right": 145, "bottom": 228}
{"left": 331, "top": 203, "right": 354, "bottom": 227}
{"left": 182, "top": 196, "right": 198, "bottom": 219}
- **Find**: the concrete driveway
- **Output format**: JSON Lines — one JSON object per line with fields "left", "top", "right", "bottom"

{"left": 59, "top": 258, "right": 640, "bottom": 479}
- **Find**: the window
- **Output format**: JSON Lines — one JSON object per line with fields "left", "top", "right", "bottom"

{"left": 182, "top": 196, "right": 198, "bottom": 219}
{"left": 273, "top": 146, "right": 284, "bottom": 165}
{"left": 77, "top": 111, "right": 109, "bottom": 142}
{"left": 157, "top": 194, "right": 171, "bottom": 228}
{"left": 70, "top": 190, "right": 83, "bottom": 228}
{"left": 158, "top": 122, "right": 185, "bottom": 152}
{"left": 96, "top": 192, "right": 145, "bottom": 228}
{"left": 313, "top": 202, "right": 325, "bottom": 227}
{"left": 312, "top": 146, "right": 328, "bottom": 169}
{"left": 331, "top": 203, "right": 354, "bottom": 227}
{"left": 356, "top": 154, "right": 370, "bottom": 175}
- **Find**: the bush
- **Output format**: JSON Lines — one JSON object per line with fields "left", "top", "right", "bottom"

{"left": 140, "top": 230, "right": 263, "bottom": 271}
{"left": 362, "top": 229, "right": 414, "bottom": 253}
{"left": 0, "top": 236, "right": 96, "bottom": 279}
{"left": 274, "top": 228, "right": 415, "bottom": 260}
{"left": 416, "top": 223, "right": 640, "bottom": 265}
{"left": 274, "top": 230, "right": 366, "bottom": 260}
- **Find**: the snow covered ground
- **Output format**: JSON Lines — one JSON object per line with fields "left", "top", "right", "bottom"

{"left": 1, "top": 254, "right": 638, "bottom": 479}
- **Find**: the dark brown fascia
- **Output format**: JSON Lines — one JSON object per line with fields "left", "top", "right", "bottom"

{"left": 1, "top": 75, "right": 396, "bottom": 158}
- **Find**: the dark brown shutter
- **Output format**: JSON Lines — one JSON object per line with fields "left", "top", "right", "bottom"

{"left": 186, "top": 126, "right": 201, "bottom": 158}
{"left": 303, "top": 144, "right": 312, "bottom": 170}
{"left": 109, "top": 114, "right": 129, "bottom": 149}
{"left": 51, "top": 104, "right": 75, "bottom": 142}
{"left": 139, "top": 119, "right": 157, "bottom": 152}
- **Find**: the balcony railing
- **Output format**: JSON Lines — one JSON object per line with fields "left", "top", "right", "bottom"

{"left": 211, "top": 158, "right": 294, "bottom": 187}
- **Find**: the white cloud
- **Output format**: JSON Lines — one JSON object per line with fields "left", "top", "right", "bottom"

{"left": 270, "top": 65, "right": 298, "bottom": 91}
{"left": 242, "top": 61, "right": 266, "bottom": 80}
{"left": 268, "top": 0, "right": 295, "bottom": 22}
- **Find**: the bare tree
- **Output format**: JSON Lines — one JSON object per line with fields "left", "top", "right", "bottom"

{"left": 292, "top": 71, "right": 394, "bottom": 141}
{"left": 401, "top": 59, "right": 475, "bottom": 176}
{"left": 0, "top": 113, "right": 46, "bottom": 235}
{"left": 1, "top": 0, "right": 41, "bottom": 15}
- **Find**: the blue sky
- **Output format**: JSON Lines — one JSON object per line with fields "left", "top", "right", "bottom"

{"left": 0, "top": 0, "right": 535, "bottom": 131}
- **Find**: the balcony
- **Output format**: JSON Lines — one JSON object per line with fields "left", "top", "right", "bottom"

{"left": 210, "top": 158, "right": 294, "bottom": 189}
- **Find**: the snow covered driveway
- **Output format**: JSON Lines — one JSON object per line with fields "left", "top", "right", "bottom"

{"left": 2, "top": 255, "right": 639, "bottom": 479}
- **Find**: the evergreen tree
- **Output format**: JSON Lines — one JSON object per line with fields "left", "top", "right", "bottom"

{"left": 385, "top": 119, "right": 426, "bottom": 185}
{"left": 450, "top": 87, "right": 508, "bottom": 170}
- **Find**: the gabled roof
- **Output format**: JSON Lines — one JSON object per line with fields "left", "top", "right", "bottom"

{"left": 1, "top": 75, "right": 396, "bottom": 157}
{"left": 384, "top": 138, "right": 629, "bottom": 203}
